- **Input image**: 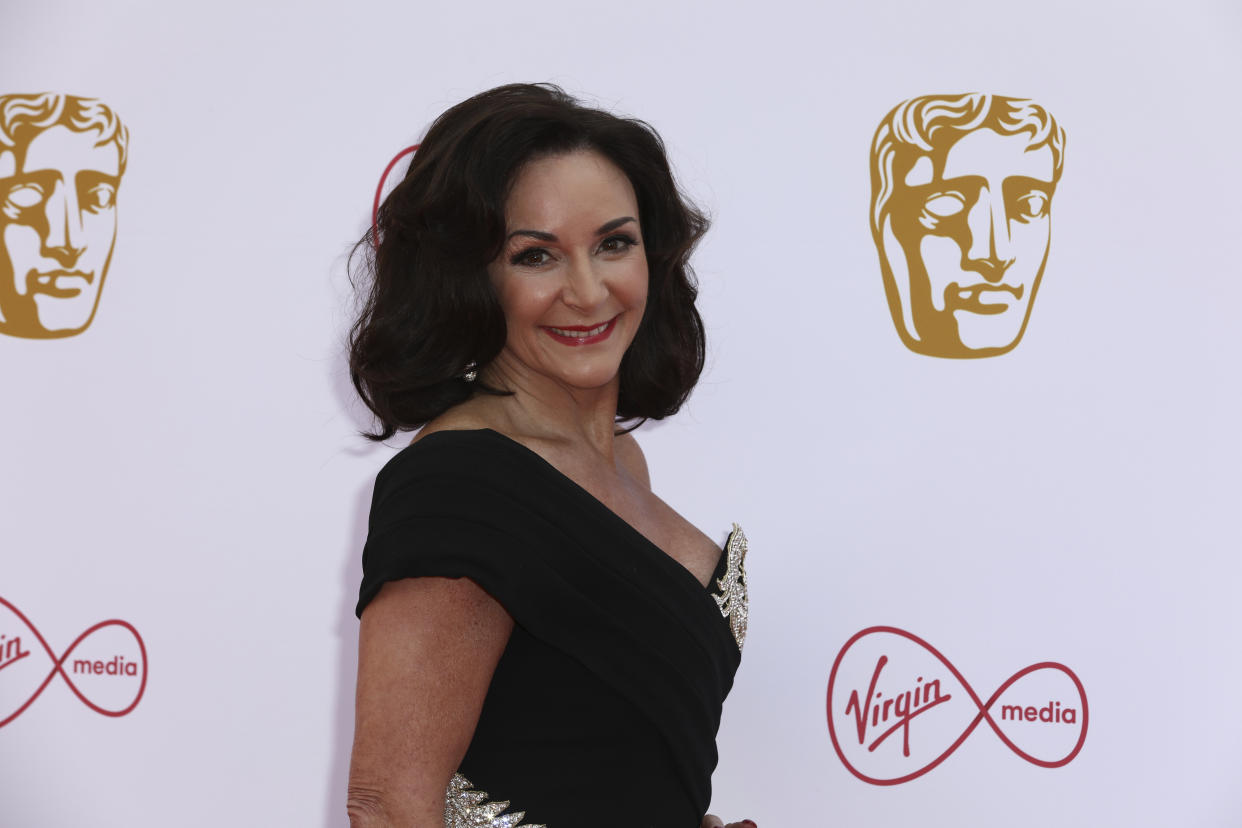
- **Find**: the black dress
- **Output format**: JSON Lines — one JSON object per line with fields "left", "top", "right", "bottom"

{"left": 356, "top": 429, "right": 748, "bottom": 828}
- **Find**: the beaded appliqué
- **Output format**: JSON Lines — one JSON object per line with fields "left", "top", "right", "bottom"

{"left": 444, "top": 773, "right": 546, "bottom": 828}
{"left": 712, "top": 524, "right": 749, "bottom": 650}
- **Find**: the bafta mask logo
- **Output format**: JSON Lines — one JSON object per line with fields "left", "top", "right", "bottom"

{"left": 0, "top": 93, "right": 129, "bottom": 339}
{"left": 870, "top": 94, "right": 1066, "bottom": 358}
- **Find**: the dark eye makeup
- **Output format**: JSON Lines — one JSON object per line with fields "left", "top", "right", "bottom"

{"left": 507, "top": 233, "right": 640, "bottom": 268}
{"left": 598, "top": 233, "right": 639, "bottom": 253}
{"left": 510, "top": 247, "right": 552, "bottom": 267}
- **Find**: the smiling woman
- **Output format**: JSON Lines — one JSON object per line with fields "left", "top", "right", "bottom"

{"left": 487, "top": 152, "right": 649, "bottom": 395}
{"left": 349, "top": 84, "right": 707, "bottom": 435}
{"left": 346, "top": 84, "right": 754, "bottom": 828}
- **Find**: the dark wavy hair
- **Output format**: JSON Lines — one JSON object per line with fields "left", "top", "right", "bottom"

{"left": 349, "top": 83, "right": 708, "bottom": 441}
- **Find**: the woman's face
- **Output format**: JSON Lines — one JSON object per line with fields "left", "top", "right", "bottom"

{"left": 488, "top": 149, "right": 647, "bottom": 394}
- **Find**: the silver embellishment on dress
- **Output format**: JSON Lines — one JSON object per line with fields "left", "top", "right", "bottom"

{"left": 444, "top": 773, "right": 546, "bottom": 828}
{"left": 712, "top": 523, "right": 749, "bottom": 650}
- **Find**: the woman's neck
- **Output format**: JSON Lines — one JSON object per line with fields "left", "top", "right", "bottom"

{"left": 472, "top": 361, "right": 622, "bottom": 461}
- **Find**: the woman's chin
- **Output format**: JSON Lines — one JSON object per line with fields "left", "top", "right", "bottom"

{"left": 543, "top": 362, "right": 623, "bottom": 392}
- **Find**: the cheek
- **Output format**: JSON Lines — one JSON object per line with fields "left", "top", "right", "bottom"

{"left": 632, "top": 270, "right": 649, "bottom": 312}
{"left": 496, "top": 276, "right": 555, "bottom": 331}
{"left": 619, "top": 258, "right": 648, "bottom": 310}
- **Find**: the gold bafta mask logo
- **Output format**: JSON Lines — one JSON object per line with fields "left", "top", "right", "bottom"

{"left": 0, "top": 93, "right": 129, "bottom": 339}
{"left": 870, "top": 94, "right": 1065, "bottom": 358}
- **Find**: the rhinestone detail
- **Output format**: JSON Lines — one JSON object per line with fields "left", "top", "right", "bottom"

{"left": 712, "top": 524, "right": 749, "bottom": 650}
{"left": 443, "top": 773, "right": 546, "bottom": 828}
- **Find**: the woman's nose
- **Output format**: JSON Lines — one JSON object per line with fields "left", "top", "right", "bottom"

{"left": 561, "top": 255, "right": 609, "bottom": 310}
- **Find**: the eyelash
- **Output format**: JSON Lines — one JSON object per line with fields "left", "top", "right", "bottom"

{"left": 509, "top": 247, "right": 550, "bottom": 267}
{"left": 599, "top": 233, "right": 638, "bottom": 253}
{"left": 508, "top": 233, "right": 639, "bottom": 267}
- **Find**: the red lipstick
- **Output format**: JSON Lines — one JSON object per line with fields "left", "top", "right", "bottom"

{"left": 541, "top": 316, "right": 618, "bottom": 346}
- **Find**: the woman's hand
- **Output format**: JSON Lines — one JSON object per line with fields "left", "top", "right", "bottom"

{"left": 700, "top": 816, "right": 757, "bottom": 828}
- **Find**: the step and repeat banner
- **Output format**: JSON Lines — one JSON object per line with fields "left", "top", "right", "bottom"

{"left": 2, "top": 1, "right": 1239, "bottom": 826}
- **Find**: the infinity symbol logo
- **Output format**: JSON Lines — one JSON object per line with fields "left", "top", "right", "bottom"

{"left": 0, "top": 596, "right": 147, "bottom": 729}
{"left": 826, "top": 626, "right": 1088, "bottom": 785}
{"left": 371, "top": 144, "right": 420, "bottom": 249}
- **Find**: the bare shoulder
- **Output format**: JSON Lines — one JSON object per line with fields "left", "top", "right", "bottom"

{"left": 614, "top": 431, "right": 651, "bottom": 490}
{"left": 410, "top": 405, "right": 495, "bottom": 445}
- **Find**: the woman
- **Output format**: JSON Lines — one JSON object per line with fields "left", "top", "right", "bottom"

{"left": 347, "top": 84, "right": 752, "bottom": 828}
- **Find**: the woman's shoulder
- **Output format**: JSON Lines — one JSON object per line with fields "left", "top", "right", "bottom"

{"left": 368, "top": 429, "right": 545, "bottom": 546}
{"left": 382, "top": 413, "right": 652, "bottom": 507}
{"left": 382, "top": 430, "right": 497, "bottom": 479}
{"left": 403, "top": 406, "right": 495, "bottom": 448}
{"left": 374, "top": 417, "right": 513, "bottom": 499}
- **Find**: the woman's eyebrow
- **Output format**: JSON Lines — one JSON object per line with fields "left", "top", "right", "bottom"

{"left": 507, "top": 229, "right": 557, "bottom": 242}
{"left": 505, "top": 216, "right": 637, "bottom": 243}
{"left": 595, "top": 216, "right": 637, "bottom": 235}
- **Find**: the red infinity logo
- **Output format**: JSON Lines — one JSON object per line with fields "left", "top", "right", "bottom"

{"left": 0, "top": 596, "right": 148, "bottom": 728}
{"left": 371, "top": 144, "right": 420, "bottom": 249}
{"left": 826, "top": 626, "right": 1088, "bottom": 785}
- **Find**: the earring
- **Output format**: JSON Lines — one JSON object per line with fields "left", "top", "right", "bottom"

{"left": 460, "top": 362, "right": 478, "bottom": 382}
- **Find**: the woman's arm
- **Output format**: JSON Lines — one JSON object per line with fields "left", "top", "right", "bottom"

{"left": 348, "top": 576, "right": 514, "bottom": 827}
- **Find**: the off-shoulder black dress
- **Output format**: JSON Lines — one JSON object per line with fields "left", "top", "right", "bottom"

{"left": 356, "top": 429, "right": 748, "bottom": 828}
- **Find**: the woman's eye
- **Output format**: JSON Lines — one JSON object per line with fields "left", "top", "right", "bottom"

{"left": 5, "top": 183, "right": 44, "bottom": 210}
{"left": 511, "top": 247, "right": 552, "bottom": 267}
{"left": 923, "top": 193, "right": 965, "bottom": 218}
{"left": 598, "top": 234, "right": 637, "bottom": 254}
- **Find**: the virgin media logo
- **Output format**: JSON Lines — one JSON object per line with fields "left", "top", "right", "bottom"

{"left": 0, "top": 595, "right": 147, "bottom": 728}
{"left": 826, "top": 626, "right": 1087, "bottom": 785}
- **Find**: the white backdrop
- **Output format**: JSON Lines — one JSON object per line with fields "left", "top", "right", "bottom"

{"left": 2, "top": 1, "right": 1240, "bottom": 825}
